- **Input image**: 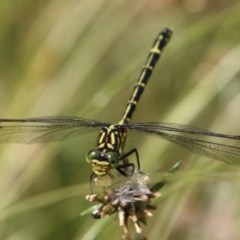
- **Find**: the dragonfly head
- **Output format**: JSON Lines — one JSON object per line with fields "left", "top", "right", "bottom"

{"left": 86, "top": 149, "right": 119, "bottom": 176}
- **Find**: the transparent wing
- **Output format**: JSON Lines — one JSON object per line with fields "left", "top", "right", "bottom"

{"left": 127, "top": 122, "right": 240, "bottom": 165}
{"left": 128, "top": 122, "right": 240, "bottom": 140}
{"left": 0, "top": 116, "right": 106, "bottom": 143}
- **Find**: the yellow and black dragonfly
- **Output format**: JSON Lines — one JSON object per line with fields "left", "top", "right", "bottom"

{"left": 0, "top": 28, "right": 240, "bottom": 182}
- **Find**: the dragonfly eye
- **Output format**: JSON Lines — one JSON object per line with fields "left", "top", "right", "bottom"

{"left": 86, "top": 150, "right": 100, "bottom": 163}
{"left": 106, "top": 152, "right": 119, "bottom": 168}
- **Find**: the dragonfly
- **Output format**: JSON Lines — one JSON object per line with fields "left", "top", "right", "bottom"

{"left": 1, "top": 28, "right": 240, "bottom": 183}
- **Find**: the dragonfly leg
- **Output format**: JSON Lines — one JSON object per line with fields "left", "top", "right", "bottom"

{"left": 116, "top": 163, "right": 135, "bottom": 176}
{"left": 119, "top": 148, "right": 140, "bottom": 170}
{"left": 89, "top": 172, "right": 96, "bottom": 194}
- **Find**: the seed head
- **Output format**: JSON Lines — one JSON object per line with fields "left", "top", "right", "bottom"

{"left": 86, "top": 171, "right": 161, "bottom": 236}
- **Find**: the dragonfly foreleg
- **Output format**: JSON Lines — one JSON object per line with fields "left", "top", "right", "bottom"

{"left": 119, "top": 148, "right": 140, "bottom": 170}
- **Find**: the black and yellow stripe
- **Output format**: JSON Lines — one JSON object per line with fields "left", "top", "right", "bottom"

{"left": 119, "top": 28, "right": 172, "bottom": 124}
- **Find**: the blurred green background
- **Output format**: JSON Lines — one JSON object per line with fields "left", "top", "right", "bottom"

{"left": 0, "top": 0, "right": 240, "bottom": 239}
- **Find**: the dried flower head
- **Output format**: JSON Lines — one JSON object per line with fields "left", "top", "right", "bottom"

{"left": 86, "top": 171, "right": 161, "bottom": 235}
{"left": 84, "top": 161, "right": 181, "bottom": 238}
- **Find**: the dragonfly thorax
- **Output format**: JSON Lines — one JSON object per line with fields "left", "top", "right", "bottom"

{"left": 97, "top": 125, "right": 128, "bottom": 155}
{"left": 86, "top": 149, "right": 119, "bottom": 176}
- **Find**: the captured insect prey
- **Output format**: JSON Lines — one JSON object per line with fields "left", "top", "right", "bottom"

{"left": 1, "top": 28, "right": 240, "bottom": 186}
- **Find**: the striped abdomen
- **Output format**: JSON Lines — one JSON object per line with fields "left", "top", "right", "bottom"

{"left": 119, "top": 28, "right": 172, "bottom": 124}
